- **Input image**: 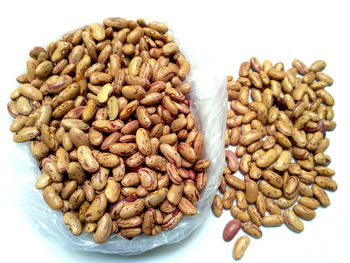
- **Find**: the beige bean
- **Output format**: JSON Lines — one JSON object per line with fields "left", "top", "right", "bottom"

{"left": 314, "top": 152, "right": 332, "bottom": 166}
{"left": 261, "top": 170, "right": 283, "bottom": 188}
{"left": 67, "top": 162, "right": 85, "bottom": 185}
{"left": 42, "top": 158, "right": 63, "bottom": 182}
{"left": 109, "top": 143, "right": 138, "bottom": 156}
{"left": 265, "top": 198, "right": 282, "bottom": 215}
{"left": 262, "top": 214, "right": 284, "bottom": 226}
{"left": 18, "top": 84, "right": 43, "bottom": 101}
{"left": 63, "top": 212, "right": 82, "bottom": 236}
{"left": 135, "top": 128, "right": 151, "bottom": 156}
{"left": 256, "top": 192, "right": 266, "bottom": 217}
{"left": 259, "top": 180, "right": 282, "bottom": 198}
{"left": 116, "top": 216, "right": 142, "bottom": 228}
{"left": 302, "top": 72, "right": 316, "bottom": 85}
{"left": 178, "top": 142, "right": 196, "bottom": 163}
{"left": 222, "top": 188, "right": 236, "bottom": 209}
{"left": 159, "top": 133, "right": 177, "bottom": 145}
{"left": 283, "top": 176, "right": 300, "bottom": 199}
{"left": 312, "top": 184, "right": 331, "bottom": 207}
{"left": 192, "top": 133, "right": 204, "bottom": 161}
{"left": 142, "top": 209, "right": 155, "bottom": 235}
{"left": 16, "top": 96, "right": 32, "bottom": 115}
{"left": 315, "top": 176, "right": 337, "bottom": 191}
{"left": 293, "top": 204, "right": 316, "bottom": 220}
{"left": 256, "top": 149, "right": 277, "bottom": 168}
{"left": 230, "top": 206, "right": 250, "bottom": 222}
{"left": 51, "top": 41, "right": 72, "bottom": 63}
{"left": 9, "top": 115, "right": 27, "bottom": 132}
{"left": 55, "top": 147, "right": 70, "bottom": 173}
{"left": 91, "top": 166, "right": 109, "bottom": 190}
{"left": 283, "top": 209, "right": 304, "bottom": 232}
{"left": 233, "top": 236, "right": 250, "bottom": 260}
{"left": 35, "top": 172, "right": 52, "bottom": 189}
{"left": 93, "top": 213, "right": 113, "bottom": 243}
{"left": 184, "top": 180, "right": 200, "bottom": 204}
{"left": 43, "top": 185, "right": 63, "bottom": 210}
{"left": 165, "top": 180, "right": 184, "bottom": 206}
{"left": 299, "top": 197, "right": 320, "bottom": 210}
{"left": 136, "top": 168, "right": 157, "bottom": 191}
{"left": 310, "top": 60, "right": 326, "bottom": 72}
{"left": 120, "top": 227, "right": 142, "bottom": 238}
{"left": 248, "top": 205, "right": 262, "bottom": 226}
{"left": 316, "top": 72, "right": 333, "bottom": 85}
{"left": 162, "top": 209, "right": 183, "bottom": 231}
{"left": 298, "top": 182, "right": 313, "bottom": 197}
{"left": 77, "top": 145, "right": 99, "bottom": 173}
{"left": 212, "top": 195, "right": 223, "bottom": 217}
{"left": 145, "top": 187, "right": 168, "bottom": 208}
{"left": 68, "top": 188, "right": 85, "bottom": 210}
{"left": 83, "top": 181, "right": 95, "bottom": 202}
{"left": 231, "top": 100, "right": 249, "bottom": 115}
{"left": 178, "top": 197, "right": 197, "bottom": 215}
{"left": 273, "top": 150, "right": 292, "bottom": 172}
{"left": 242, "top": 222, "right": 262, "bottom": 238}
{"left": 314, "top": 166, "right": 335, "bottom": 177}
{"left": 249, "top": 162, "right": 262, "bottom": 180}
{"left": 85, "top": 194, "right": 107, "bottom": 222}
{"left": 267, "top": 68, "right": 284, "bottom": 80}
{"left": 224, "top": 173, "right": 244, "bottom": 190}
{"left": 96, "top": 152, "right": 120, "bottom": 168}
{"left": 148, "top": 21, "right": 168, "bottom": 33}
{"left": 239, "top": 62, "right": 250, "bottom": 77}
{"left": 292, "top": 58, "right": 309, "bottom": 75}
{"left": 239, "top": 130, "right": 264, "bottom": 146}
{"left": 159, "top": 143, "right": 182, "bottom": 168}
{"left": 121, "top": 172, "right": 140, "bottom": 187}
{"left": 277, "top": 194, "right": 298, "bottom": 209}
{"left": 236, "top": 191, "right": 248, "bottom": 211}
{"left": 120, "top": 198, "right": 145, "bottom": 219}
{"left": 84, "top": 222, "right": 96, "bottom": 235}
{"left": 144, "top": 155, "right": 167, "bottom": 172}
{"left": 90, "top": 23, "right": 105, "bottom": 41}
{"left": 316, "top": 89, "right": 334, "bottom": 106}
{"left": 166, "top": 162, "right": 182, "bottom": 185}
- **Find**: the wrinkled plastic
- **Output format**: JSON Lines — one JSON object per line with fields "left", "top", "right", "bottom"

{"left": 4, "top": 26, "right": 227, "bottom": 256}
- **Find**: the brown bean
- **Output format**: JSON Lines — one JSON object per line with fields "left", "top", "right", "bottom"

{"left": 245, "top": 180, "right": 259, "bottom": 204}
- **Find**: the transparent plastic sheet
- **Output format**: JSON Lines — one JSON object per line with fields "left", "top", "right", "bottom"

{"left": 3, "top": 20, "right": 228, "bottom": 255}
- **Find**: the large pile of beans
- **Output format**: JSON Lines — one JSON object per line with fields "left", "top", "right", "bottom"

{"left": 7, "top": 17, "right": 210, "bottom": 243}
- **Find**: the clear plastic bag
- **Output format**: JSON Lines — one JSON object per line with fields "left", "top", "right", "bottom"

{"left": 3, "top": 22, "right": 228, "bottom": 255}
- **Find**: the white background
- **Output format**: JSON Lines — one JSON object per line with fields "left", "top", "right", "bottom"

{"left": 1, "top": 0, "right": 350, "bottom": 262}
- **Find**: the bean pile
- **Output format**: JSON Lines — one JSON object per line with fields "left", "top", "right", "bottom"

{"left": 8, "top": 17, "right": 211, "bottom": 243}
{"left": 213, "top": 58, "right": 336, "bottom": 260}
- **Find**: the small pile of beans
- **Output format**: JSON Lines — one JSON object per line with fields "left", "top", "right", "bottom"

{"left": 7, "top": 17, "right": 210, "bottom": 243}
{"left": 212, "top": 57, "right": 336, "bottom": 260}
